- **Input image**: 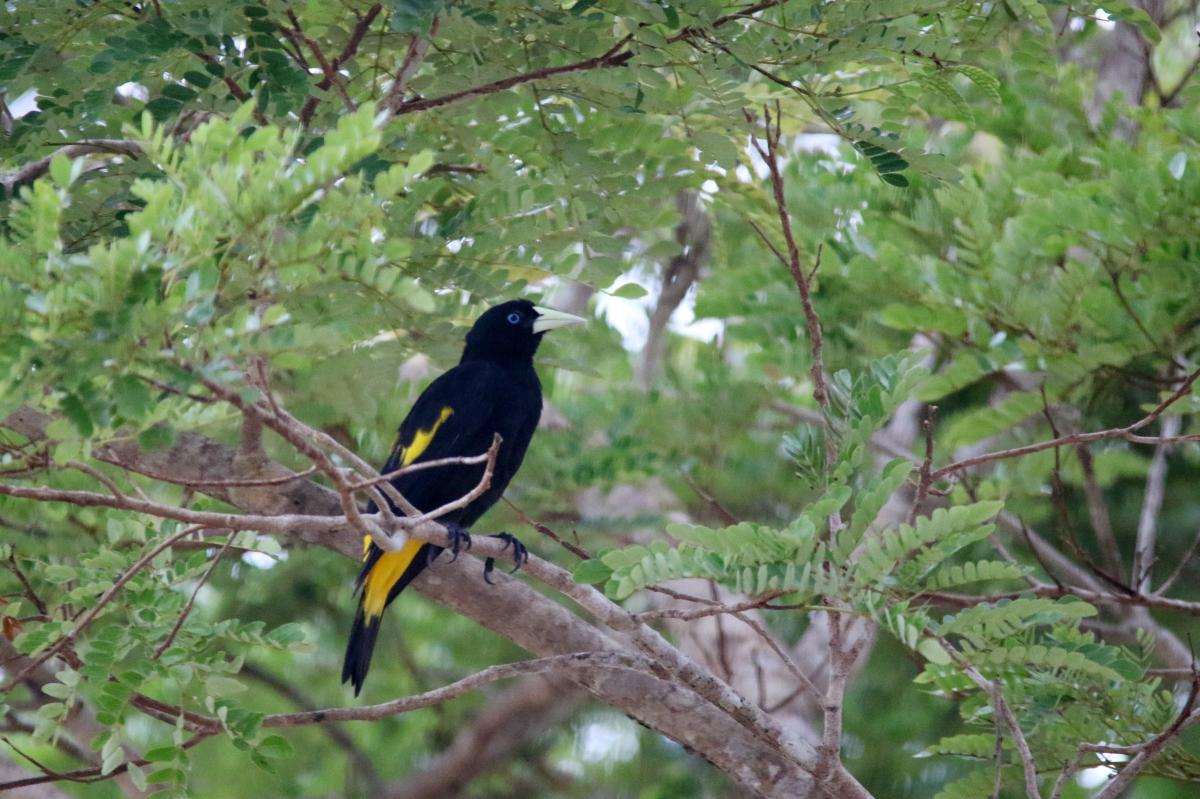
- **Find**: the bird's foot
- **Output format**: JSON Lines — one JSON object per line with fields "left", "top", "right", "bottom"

{"left": 442, "top": 521, "right": 473, "bottom": 563}
{"left": 484, "top": 532, "right": 528, "bottom": 585}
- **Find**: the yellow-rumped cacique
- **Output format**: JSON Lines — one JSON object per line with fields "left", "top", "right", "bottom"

{"left": 342, "top": 299, "right": 585, "bottom": 695}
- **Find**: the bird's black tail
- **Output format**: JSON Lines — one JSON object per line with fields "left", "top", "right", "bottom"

{"left": 342, "top": 540, "right": 435, "bottom": 696}
{"left": 341, "top": 605, "right": 381, "bottom": 697}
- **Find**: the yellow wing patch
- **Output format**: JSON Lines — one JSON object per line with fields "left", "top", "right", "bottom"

{"left": 398, "top": 406, "right": 455, "bottom": 467}
{"left": 360, "top": 406, "right": 455, "bottom": 618}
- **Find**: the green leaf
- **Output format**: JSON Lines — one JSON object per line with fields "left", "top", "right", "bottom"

{"left": 49, "top": 154, "right": 73, "bottom": 187}
{"left": 573, "top": 558, "right": 614, "bottom": 584}
{"left": 144, "top": 97, "right": 183, "bottom": 121}
{"left": 205, "top": 676, "right": 247, "bottom": 697}
{"left": 953, "top": 65, "right": 1002, "bottom": 104}
{"left": 127, "top": 764, "right": 148, "bottom": 792}
{"left": 42, "top": 682, "right": 73, "bottom": 699}
{"left": 837, "top": 459, "right": 913, "bottom": 559}
{"left": 60, "top": 393, "right": 94, "bottom": 437}
{"left": 138, "top": 424, "right": 176, "bottom": 450}
{"left": 917, "top": 72, "right": 974, "bottom": 123}
{"left": 256, "top": 734, "right": 294, "bottom": 759}
{"left": 879, "top": 303, "right": 967, "bottom": 336}
{"left": 113, "top": 376, "right": 154, "bottom": 419}
{"left": 943, "top": 391, "right": 1043, "bottom": 449}
{"left": 44, "top": 564, "right": 78, "bottom": 583}
{"left": 182, "top": 70, "right": 212, "bottom": 89}
{"left": 161, "top": 84, "right": 198, "bottom": 103}
{"left": 264, "top": 623, "right": 306, "bottom": 647}
{"left": 610, "top": 283, "right": 648, "bottom": 299}
{"left": 406, "top": 149, "right": 435, "bottom": 178}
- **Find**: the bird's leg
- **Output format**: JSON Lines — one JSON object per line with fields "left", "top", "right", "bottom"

{"left": 483, "top": 532, "right": 529, "bottom": 585}
{"left": 441, "top": 521, "right": 472, "bottom": 562}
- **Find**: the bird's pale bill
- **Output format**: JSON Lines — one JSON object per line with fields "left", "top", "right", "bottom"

{"left": 531, "top": 306, "right": 587, "bottom": 334}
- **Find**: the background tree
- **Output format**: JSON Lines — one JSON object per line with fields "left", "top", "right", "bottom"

{"left": 2, "top": 1, "right": 1200, "bottom": 798}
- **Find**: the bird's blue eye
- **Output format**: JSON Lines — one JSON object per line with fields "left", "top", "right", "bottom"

{"left": 506, "top": 312, "right": 522, "bottom": 325}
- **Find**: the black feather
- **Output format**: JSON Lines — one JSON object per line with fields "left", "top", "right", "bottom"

{"left": 341, "top": 606, "right": 381, "bottom": 697}
{"left": 341, "top": 300, "right": 560, "bottom": 693}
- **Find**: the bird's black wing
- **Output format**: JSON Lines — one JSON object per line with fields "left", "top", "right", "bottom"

{"left": 377, "top": 360, "right": 511, "bottom": 514}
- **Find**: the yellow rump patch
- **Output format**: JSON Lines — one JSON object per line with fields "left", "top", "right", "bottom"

{"left": 362, "top": 539, "right": 423, "bottom": 619}
{"left": 360, "top": 406, "right": 455, "bottom": 617}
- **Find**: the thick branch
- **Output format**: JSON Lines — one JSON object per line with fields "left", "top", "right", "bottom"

{"left": 634, "top": 190, "right": 710, "bottom": 390}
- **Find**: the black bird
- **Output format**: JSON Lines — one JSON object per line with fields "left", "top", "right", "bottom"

{"left": 341, "top": 299, "right": 585, "bottom": 695}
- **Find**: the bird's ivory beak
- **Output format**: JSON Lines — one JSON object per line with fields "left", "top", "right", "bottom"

{"left": 532, "top": 306, "right": 587, "bottom": 334}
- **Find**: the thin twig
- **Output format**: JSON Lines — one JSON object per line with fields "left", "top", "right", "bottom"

{"left": 152, "top": 529, "right": 238, "bottom": 659}
{"left": 1047, "top": 749, "right": 1084, "bottom": 799}
{"left": 971, "top": 673, "right": 1041, "bottom": 799}
{"left": 299, "top": 4, "right": 383, "bottom": 126}
{"left": 502, "top": 499, "right": 592, "bottom": 560}
{"left": 66, "top": 461, "right": 126, "bottom": 499}
{"left": 1086, "top": 672, "right": 1200, "bottom": 799}
{"left": 1, "top": 525, "right": 205, "bottom": 692}
{"left": 634, "top": 591, "right": 787, "bottom": 622}
{"left": 0, "top": 731, "right": 213, "bottom": 792}
{"left": 348, "top": 450, "right": 492, "bottom": 490}
{"left": 681, "top": 472, "right": 740, "bottom": 526}
{"left": 404, "top": 434, "right": 501, "bottom": 525}
{"left": 273, "top": 653, "right": 646, "bottom": 727}
{"left": 743, "top": 104, "right": 831, "bottom": 423}
{"left": 1154, "top": 522, "right": 1200, "bottom": 596}
{"left": 107, "top": 464, "right": 320, "bottom": 489}
{"left": 285, "top": 9, "right": 356, "bottom": 112}
{"left": 731, "top": 610, "right": 823, "bottom": 703}
{"left": 1075, "top": 444, "right": 1123, "bottom": 578}
{"left": 930, "top": 366, "right": 1200, "bottom": 481}
{"left": 908, "top": 405, "right": 937, "bottom": 524}
{"left": 2, "top": 736, "right": 91, "bottom": 784}
{"left": 388, "top": 36, "right": 634, "bottom": 118}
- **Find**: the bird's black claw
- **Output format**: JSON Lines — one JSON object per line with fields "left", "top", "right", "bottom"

{"left": 483, "top": 557, "right": 497, "bottom": 585}
{"left": 444, "top": 522, "right": 472, "bottom": 562}
{"left": 493, "top": 532, "right": 528, "bottom": 575}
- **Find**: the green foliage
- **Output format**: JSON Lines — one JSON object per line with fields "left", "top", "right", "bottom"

{"left": 2, "top": 0, "right": 1199, "bottom": 797}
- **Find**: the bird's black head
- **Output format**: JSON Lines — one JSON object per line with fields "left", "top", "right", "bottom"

{"left": 460, "top": 300, "right": 585, "bottom": 364}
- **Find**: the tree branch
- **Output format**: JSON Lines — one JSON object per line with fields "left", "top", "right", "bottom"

{"left": 634, "top": 190, "right": 710, "bottom": 390}
{"left": 0, "top": 408, "right": 840, "bottom": 797}
{"left": 387, "top": 37, "right": 634, "bottom": 118}
{"left": 744, "top": 104, "right": 831, "bottom": 424}
{"left": 1086, "top": 672, "right": 1200, "bottom": 799}
{"left": 384, "top": 675, "right": 583, "bottom": 799}
{"left": 261, "top": 652, "right": 641, "bottom": 727}
{"left": 1132, "top": 414, "right": 1180, "bottom": 592}
{"left": 300, "top": 4, "right": 384, "bottom": 126}
{"left": 1, "top": 140, "right": 141, "bottom": 195}
{"left": 930, "top": 366, "right": 1200, "bottom": 481}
